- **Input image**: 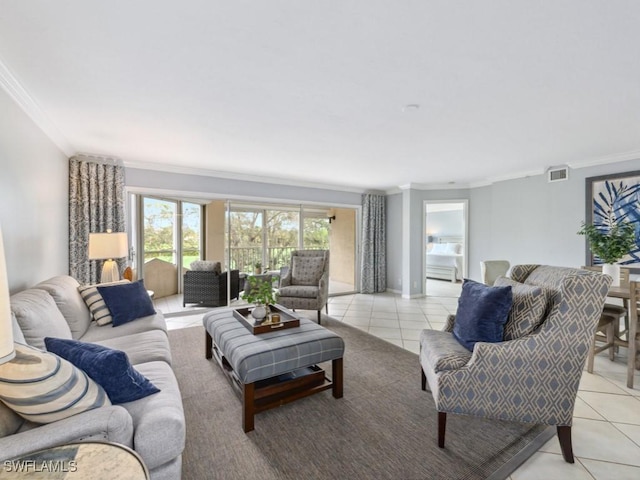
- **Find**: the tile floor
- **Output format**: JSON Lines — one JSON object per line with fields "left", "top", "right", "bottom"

{"left": 155, "top": 280, "right": 640, "bottom": 480}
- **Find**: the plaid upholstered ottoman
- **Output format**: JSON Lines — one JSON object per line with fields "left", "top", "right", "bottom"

{"left": 203, "top": 308, "right": 345, "bottom": 432}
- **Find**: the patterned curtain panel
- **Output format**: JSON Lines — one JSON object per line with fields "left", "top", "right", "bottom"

{"left": 69, "top": 155, "right": 126, "bottom": 284}
{"left": 361, "top": 193, "right": 386, "bottom": 293}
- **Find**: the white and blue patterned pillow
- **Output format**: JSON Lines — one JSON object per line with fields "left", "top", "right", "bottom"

{"left": 0, "top": 343, "right": 110, "bottom": 424}
{"left": 78, "top": 280, "right": 130, "bottom": 326}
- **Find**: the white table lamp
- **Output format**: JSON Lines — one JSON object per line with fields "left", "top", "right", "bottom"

{"left": 0, "top": 223, "right": 15, "bottom": 365}
{"left": 88, "top": 230, "right": 128, "bottom": 283}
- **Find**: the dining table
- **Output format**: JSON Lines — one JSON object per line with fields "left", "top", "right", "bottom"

{"left": 603, "top": 284, "right": 639, "bottom": 388}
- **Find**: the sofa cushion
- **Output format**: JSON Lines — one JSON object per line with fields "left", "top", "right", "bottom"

{"left": 11, "top": 312, "right": 25, "bottom": 344}
{"left": 494, "top": 276, "right": 549, "bottom": 340}
{"left": 120, "top": 361, "right": 185, "bottom": 471}
{"left": 97, "top": 280, "right": 156, "bottom": 327}
{"left": 80, "top": 313, "right": 167, "bottom": 343}
{"left": 420, "top": 329, "right": 473, "bottom": 373}
{"left": 44, "top": 338, "right": 160, "bottom": 405}
{"left": 10, "top": 289, "right": 73, "bottom": 350}
{"left": 34, "top": 276, "right": 91, "bottom": 339}
{"left": 291, "top": 256, "right": 324, "bottom": 286}
{"left": 452, "top": 279, "right": 512, "bottom": 351}
{"left": 0, "top": 399, "right": 23, "bottom": 438}
{"left": 91, "top": 329, "right": 172, "bottom": 366}
{"left": 0, "top": 343, "right": 110, "bottom": 424}
{"left": 78, "top": 280, "right": 130, "bottom": 326}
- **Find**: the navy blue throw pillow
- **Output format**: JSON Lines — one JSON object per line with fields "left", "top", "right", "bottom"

{"left": 97, "top": 280, "right": 156, "bottom": 327}
{"left": 44, "top": 337, "right": 160, "bottom": 404}
{"left": 452, "top": 279, "right": 513, "bottom": 351}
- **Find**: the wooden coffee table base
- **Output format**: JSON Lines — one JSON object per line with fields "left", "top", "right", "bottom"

{"left": 205, "top": 332, "right": 343, "bottom": 432}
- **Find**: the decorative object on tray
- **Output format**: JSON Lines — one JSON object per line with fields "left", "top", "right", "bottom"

{"left": 241, "top": 275, "right": 278, "bottom": 320}
{"left": 254, "top": 262, "right": 262, "bottom": 274}
{"left": 233, "top": 304, "right": 300, "bottom": 334}
{"left": 578, "top": 220, "right": 636, "bottom": 286}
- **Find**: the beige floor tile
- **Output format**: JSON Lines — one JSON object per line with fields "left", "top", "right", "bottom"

{"left": 573, "top": 396, "right": 605, "bottom": 421}
{"left": 400, "top": 328, "right": 423, "bottom": 341}
{"left": 341, "top": 316, "right": 370, "bottom": 327}
{"left": 580, "top": 458, "right": 640, "bottom": 480}
{"left": 403, "top": 340, "right": 420, "bottom": 354}
{"left": 579, "top": 392, "right": 640, "bottom": 424}
{"left": 382, "top": 338, "right": 403, "bottom": 348}
{"left": 579, "top": 371, "right": 629, "bottom": 394}
{"left": 369, "top": 317, "right": 399, "bottom": 327}
{"left": 368, "top": 326, "right": 402, "bottom": 340}
{"left": 540, "top": 418, "right": 640, "bottom": 466}
{"left": 614, "top": 423, "right": 640, "bottom": 447}
{"left": 399, "top": 319, "right": 429, "bottom": 330}
{"left": 370, "top": 311, "right": 399, "bottom": 320}
{"left": 510, "top": 451, "right": 594, "bottom": 480}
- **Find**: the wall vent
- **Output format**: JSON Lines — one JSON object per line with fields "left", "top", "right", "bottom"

{"left": 547, "top": 166, "right": 569, "bottom": 183}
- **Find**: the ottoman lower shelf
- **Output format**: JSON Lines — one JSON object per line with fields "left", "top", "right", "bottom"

{"left": 206, "top": 331, "right": 343, "bottom": 432}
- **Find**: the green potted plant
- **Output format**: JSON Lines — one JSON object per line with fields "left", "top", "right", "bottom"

{"left": 242, "top": 275, "right": 277, "bottom": 320}
{"left": 254, "top": 261, "right": 262, "bottom": 275}
{"left": 578, "top": 221, "right": 636, "bottom": 285}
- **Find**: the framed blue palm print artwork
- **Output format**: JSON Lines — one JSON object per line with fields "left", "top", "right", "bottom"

{"left": 585, "top": 170, "right": 640, "bottom": 270}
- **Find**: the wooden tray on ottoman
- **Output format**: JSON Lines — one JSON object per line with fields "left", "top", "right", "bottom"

{"left": 233, "top": 304, "right": 300, "bottom": 335}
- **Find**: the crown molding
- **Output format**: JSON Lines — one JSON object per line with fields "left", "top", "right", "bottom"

{"left": 567, "top": 149, "right": 640, "bottom": 170}
{"left": 0, "top": 57, "right": 73, "bottom": 156}
{"left": 123, "top": 159, "right": 370, "bottom": 194}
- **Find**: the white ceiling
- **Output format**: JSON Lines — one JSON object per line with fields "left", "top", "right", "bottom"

{"left": 1, "top": 1, "right": 640, "bottom": 191}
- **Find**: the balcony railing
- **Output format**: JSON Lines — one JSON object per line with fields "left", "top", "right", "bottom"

{"left": 226, "top": 246, "right": 296, "bottom": 272}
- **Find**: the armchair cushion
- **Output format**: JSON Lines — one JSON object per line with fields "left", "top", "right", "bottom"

{"left": 291, "top": 256, "right": 324, "bottom": 286}
{"left": 277, "top": 285, "right": 319, "bottom": 299}
{"left": 452, "top": 279, "right": 512, "bottom": 351}
{"left": 189, "top": 260, "right": 221, "bottom": 273}
{"left": 420, "top": 330, "right": 473, "bottom": 373}
{"left": 494, "top": 276, "right": 548, "bottom": 340}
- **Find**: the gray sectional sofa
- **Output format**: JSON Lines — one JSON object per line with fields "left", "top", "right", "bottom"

{"left": 0, "top": 275, "right": 185, "bottom": 480}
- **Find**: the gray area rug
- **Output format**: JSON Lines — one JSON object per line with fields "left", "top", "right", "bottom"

{"left": 169, "top": 317, "right": 553, "bottom": 480}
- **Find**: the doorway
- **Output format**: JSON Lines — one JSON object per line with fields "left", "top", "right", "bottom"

{"left": 424, "top": 200, "right": 468, "bottom": 295}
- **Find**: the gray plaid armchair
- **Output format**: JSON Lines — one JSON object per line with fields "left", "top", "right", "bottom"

{"left": 420, "top": 265, "right": 610, "bottom": 463}
{"left": 276, "top": 250, "right": 329, "bottom": 324}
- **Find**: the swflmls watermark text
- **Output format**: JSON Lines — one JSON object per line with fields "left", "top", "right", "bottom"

{"left": 3, "top": 459, "right": 78, "bottom": 473}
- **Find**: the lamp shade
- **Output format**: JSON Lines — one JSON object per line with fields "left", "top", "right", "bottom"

{"left": 88, "top": 232, "right": 128, "bottom": 260}
{"left": 0, "top": 223, "right": 15, "bottom": 365}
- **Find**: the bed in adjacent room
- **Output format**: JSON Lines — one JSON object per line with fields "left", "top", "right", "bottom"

{"left": 426, "top": 237, "right": 464, "bottom": 282}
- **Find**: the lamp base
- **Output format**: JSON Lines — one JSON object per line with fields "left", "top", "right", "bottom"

{"left": 100, "top": 259, "right": 120, "bottom": 284}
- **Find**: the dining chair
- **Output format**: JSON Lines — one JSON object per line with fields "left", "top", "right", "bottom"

{"left": 624, "top": 281, "right": 640, "bottom": 388}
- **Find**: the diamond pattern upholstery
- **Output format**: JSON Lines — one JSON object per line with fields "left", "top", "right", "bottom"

{"left": 277, "top": 250, "right": 329, "bottom": 324}
{"left": 420, "top": 265, "right": 611, "bottom": 462}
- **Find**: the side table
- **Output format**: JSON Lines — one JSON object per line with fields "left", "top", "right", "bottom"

{"left": 1, "top": 442, "right": 149, "bottom": 479}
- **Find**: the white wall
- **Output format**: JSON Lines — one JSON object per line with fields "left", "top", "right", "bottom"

{"left": 0, "top": 89, "right": 68, "bottom": 292}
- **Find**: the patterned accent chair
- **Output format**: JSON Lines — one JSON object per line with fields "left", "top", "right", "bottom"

{"left": 277, "top": 250, "right": 329, "bottom": 324}
{"left": 183, "top": 261, "right": 240, "bottom": 307}
{"left": 419, "top": 265, "right": 611, "bottom": 463}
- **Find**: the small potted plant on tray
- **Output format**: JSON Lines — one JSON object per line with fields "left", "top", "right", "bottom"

{"left": 242, "top": 275, "right": 277, "bottom": 320}
{"left": 578, "top": 220, "right": 636, "bottom": 286}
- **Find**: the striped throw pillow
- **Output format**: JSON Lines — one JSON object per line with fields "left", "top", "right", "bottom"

{"left": 78, "top": 280, "right": 130, "bottom": 326}
{"left": 0, "top": 343, "right": 111, "bottom": 424}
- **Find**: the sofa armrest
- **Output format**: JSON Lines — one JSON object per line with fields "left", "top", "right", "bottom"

{"left": 0, "top": 406, "right": 133, "bottom": 461}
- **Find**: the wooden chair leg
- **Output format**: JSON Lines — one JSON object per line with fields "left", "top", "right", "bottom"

{"left": 557, "top": 425, "right": 574, "bottom": 463}
{"left": 606, "top": 322, "right": 615, "bottom": 361}
{"left": 317, "top": 310, "right": 321, "bottom": 324}
{"left": 438, "top": 412, "right": 446, "bottom": 448}
{"left": 205, "top": 331, "right": 213, "bottom": 359}
{"left": 421, "top": 368, "right": 426, "bottom": 391}
{"left": 587, "top": 335, "right": 596, "bottom": 373}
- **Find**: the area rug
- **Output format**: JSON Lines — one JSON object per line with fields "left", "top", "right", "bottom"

{"left": 169, "top": 317, "right": 554, "bottom": 480}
